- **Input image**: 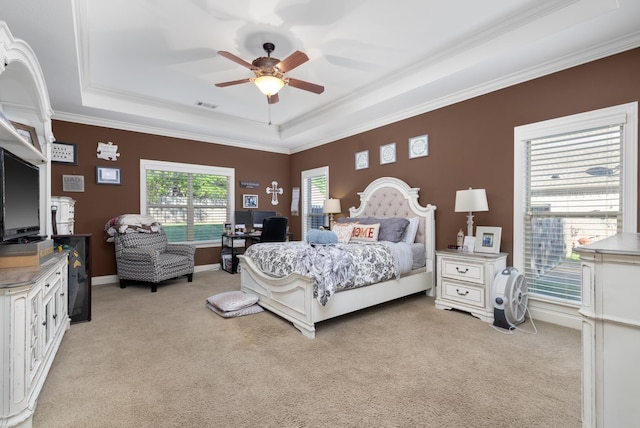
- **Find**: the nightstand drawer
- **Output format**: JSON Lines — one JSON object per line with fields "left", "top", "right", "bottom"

{"left": 441, "top": 280, "right": 484, "bottom": 308}
{"left": 441, "top": 258, "right": 484, "bottom": 284}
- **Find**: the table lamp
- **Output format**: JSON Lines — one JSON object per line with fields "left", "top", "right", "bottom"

{"left": 454, "top": 188, "right": 488, "bottom": 237}
{"left": 323, "top": 198, "right": 342, "bottom": 229}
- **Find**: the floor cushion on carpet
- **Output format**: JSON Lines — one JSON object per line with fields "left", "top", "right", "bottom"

{"left": 206, "top": 290, "right": 263, "bottom": 318}
{"left": 206, "top": 302, "right": 263, "bottom": 318}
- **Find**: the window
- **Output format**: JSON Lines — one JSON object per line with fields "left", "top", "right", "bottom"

{"left": 301, "top": 166, "right": 328, "bottom": 239}
{"left": 514, "top": 103, "right": 637, "bottom": 303}
{"left": 140, "top": 160, "right": 234, "bottom": 244}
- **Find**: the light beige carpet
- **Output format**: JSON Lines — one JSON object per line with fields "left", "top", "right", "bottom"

{"left": 33, "top": 269, "right": 581, "bottom": 427}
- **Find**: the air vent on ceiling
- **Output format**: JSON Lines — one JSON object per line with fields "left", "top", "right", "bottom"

{"left": 194, "top": 101, "right": 217, "bottom": 110}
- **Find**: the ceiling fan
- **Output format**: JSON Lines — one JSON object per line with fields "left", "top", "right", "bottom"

{"left": 215, "top": 42, "right": 324, "bottom": 104}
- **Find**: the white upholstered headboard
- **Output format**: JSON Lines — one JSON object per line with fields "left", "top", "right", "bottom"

{"left": 348, "top": 177, "right": 437, "bottom": 266}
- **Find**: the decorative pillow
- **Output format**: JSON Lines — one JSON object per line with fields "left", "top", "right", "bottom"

{"left": 206, "top": 290, "right": 259, "bottom": 312}
{"left": 376, "top": 217, "right": 410, "bottom": 242}
{"left": 332, "top": 222, "right": 356, "bottom": 244}
{"left": 206, "top": 302, "right": 263, "bottom": 318}
{"left": 351, "top": 223, "right": 380, "bottom": 242}
{"left": 306, "top": 229, "right": 338, "bottom": 244}
{"left": 402, "top": 217, "right": 420, "bottom": 244}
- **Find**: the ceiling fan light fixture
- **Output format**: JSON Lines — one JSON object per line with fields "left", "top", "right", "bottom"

{"left": 254, "top": 75, "right": 285, "bottom": 96}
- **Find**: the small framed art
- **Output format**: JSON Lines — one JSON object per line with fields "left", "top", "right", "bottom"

{"left": 409, "top": 134, "right": 428, "bottom": 159}
{"left": 52, "top": 141, "right": 78, "bottom": 165}
{"left": 243, "top": 194, "right": 258, "bottom": 208}
{"left": 380, "top": 142, "right": 396, "bottom": 165}
{"left": 475, "top": 226, "right": 502, "bottom": 254}
{"left": 10, "top": 121, "right": 41, "bottom": 153}
{"left": 355, "top": 150, "right": 369, "bottom": 170}
{"left": 96, "top": 166, "right": 121, "bottom": 185}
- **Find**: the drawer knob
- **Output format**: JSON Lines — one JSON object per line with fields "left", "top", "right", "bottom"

{"left": 456, "top": 267, "right": 469, "bottom": 274}
{"left": 456, "top": 289, "right": 469, "bottom": 296}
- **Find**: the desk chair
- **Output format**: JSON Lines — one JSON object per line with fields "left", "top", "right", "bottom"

{"left": 259, "top": 217, "right": 288, "bottom": 242}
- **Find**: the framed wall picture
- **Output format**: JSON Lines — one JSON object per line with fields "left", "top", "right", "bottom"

{"left": 380, "top": 142, "right": 396, "bottom": 165}
{"left": 475, "top": 226, "right": 502, "bottom": 254}
{"left": 52, "top": 141, "right": 78, "bottom": 165}
{"left": 355, "top": 150, "right": 369, "bottom": 170}
{"left": 10, "top": 121, "right": 41, "bottom": 153}
{"left": 96, "top": 166, "right": 121, "bottom": 185}
{"left": 409, "top": 134, "right": 428, "bottom": 159}
{"left": 243, "top": 194, "right": 258, "bottom": 209}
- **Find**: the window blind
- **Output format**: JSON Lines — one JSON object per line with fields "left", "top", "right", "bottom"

{"left": 301, "top": 167, "right": 328, "bottom": 239}
{"left": 145, "top": 169, "right": 231, "bottom": 243}
{"left": 524, "top": 125, "right": 623, "bottom": 302}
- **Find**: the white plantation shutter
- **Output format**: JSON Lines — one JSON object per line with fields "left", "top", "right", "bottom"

{"left": 524, "top": 125, "right": 622, "bottom": 301}
{"left": 141, "top": 160, "right": 234, "bottom": 244}
{"left": 301, "top": 166, "right": 328, "bottom": 239}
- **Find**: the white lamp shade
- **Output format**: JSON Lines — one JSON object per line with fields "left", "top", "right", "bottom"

{"left": 254, "top": 75, "right": 285, "bottom": 96}
{"left": 323, "top": 198, "right": 342, "bottom": 214}
{"left": 454, "top": 188, "right": 488, "bottom": 212}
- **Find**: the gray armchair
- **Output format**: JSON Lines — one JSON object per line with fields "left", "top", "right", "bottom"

{"left": 114, "top": 230, "right": 195, "bottom": 292}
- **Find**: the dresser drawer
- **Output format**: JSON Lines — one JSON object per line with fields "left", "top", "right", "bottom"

{"left": 41, "top": 265, "right": 63, "bottom": 297}
{"left": 441, "top": 280, "right": 484, "bottom": 308}
{"left": 441, "top": 258, "right": 484, "bottom": 284}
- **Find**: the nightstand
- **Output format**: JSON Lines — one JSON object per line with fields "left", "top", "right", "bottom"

{"left": 435, "top": 249, "right": 507, "bottom": 322}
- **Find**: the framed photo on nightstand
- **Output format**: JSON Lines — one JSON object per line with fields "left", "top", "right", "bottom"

{"left": 475, "top": 226, "right": 502, "bottom": 254}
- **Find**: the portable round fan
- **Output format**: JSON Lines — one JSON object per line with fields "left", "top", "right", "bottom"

{"left": 492, "top": 267, "right": 528, "bottom": 329}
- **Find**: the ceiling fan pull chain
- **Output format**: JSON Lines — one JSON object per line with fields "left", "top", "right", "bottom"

{"left": 268, "top": 102, "right": 272, "bottom": 126}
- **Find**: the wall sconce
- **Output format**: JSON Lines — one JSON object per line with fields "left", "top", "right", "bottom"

{"left": 323, "top": 198, "right": 342, "bottom": 228}
{"left": 454, "top": 188, "right": 488, "bottom": 237}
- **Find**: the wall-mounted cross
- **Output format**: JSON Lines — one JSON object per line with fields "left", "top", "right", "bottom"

{"left": 266, "top": 181, "right": 283, "bottom": 205}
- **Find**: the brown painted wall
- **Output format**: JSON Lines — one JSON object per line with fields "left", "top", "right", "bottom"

{"left": 51, "top": 48, "right": 639, "bottom": 277}
{"left": 290, "top": 48, "right": 640, "bottom": 263}
{"left": 50, "top": 123, "right": 290, "bottom": 276}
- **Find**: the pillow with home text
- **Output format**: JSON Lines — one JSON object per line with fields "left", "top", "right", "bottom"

{"left": 351, "top": 223, "right": 380, "bottom": 242}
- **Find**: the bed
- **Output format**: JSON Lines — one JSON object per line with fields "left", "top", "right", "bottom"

{"left": 238, "top": 177, "right": 437, "bottom": 338}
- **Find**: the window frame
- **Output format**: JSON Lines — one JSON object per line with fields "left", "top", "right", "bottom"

{"left": 140, "top": 159, "right": 235, "bottom": 247}
{"left": 514, "top": 102, "right": 638, "bottom": 304}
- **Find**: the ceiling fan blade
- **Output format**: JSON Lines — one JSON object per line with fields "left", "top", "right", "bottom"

{"left": 215, "top": 78, "right": 251, "bottom": 87}
{"left": 277, "top": 51, "right": 309, "bottom": 72}
{"left": 218, "top": 51, "right": 255, "bottom": 70}
{"left": 267, "top": 93, "right": 279, "bottom": 104}
{"left": 287, "top": 78, "right": 324, "bottom": 94}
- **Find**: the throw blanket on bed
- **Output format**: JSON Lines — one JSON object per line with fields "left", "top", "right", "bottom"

{"left": 296, "top": 244, "right": 354, "bottom": 305}
{"left": 243, "top": 241, "right": 406, "bottom": 305}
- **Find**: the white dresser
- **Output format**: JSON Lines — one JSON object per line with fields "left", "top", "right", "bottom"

{"left": 435, "top": 249, "right": 507, "bottom": 322}
{"left": 0, "top": 254, "right": 69, "bottom": 428}
{"left": 576, "top": 233, "right": 640, "bottom": 428}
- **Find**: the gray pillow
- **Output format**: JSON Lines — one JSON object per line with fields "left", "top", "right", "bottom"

{"left": 376, "top": 217, "right": 410, "bottom": 242}
{"left": 337, "top": 217, "right": 409, "bottom": 243}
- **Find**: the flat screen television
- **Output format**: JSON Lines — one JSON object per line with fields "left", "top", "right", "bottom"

{"left": 252, "top": 210, "right": 277, "bottom": 229}
{"left": 0, "top": 148, "right": 41, "bottom": 242}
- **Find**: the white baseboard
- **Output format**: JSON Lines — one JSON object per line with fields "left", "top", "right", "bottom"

{"left": 527, "top": 299, "right": 582, "bottom": 330}
{"left": 91, "top": 263, "right": 221, "bottom": 286}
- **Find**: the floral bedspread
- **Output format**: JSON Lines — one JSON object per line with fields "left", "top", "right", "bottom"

{"left": 243, "top": 241, "right": 398, "bottom": 305}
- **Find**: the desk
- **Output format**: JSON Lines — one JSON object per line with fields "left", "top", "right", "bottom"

{"left": 220, "top": 233, "right": 253, "bottom": 273}
{"left": 220, "top": 232, "right": 294, "bottom": 273}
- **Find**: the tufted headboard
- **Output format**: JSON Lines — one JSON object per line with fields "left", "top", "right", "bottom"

{"left": 348, "top": 177, "right": 437, "bottom": 264}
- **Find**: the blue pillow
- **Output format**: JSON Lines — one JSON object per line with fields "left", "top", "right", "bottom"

{"left": 306, "top": 229, "right": 338, "bottom": 244}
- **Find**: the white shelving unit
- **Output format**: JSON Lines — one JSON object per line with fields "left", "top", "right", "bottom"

{"left": 1, "top": 20, "right": 65, "bottom": 428}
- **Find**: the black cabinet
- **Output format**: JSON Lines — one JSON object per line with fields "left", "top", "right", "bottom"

{"left": 53, "top": 234, "right": 91, "bottom": 323}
